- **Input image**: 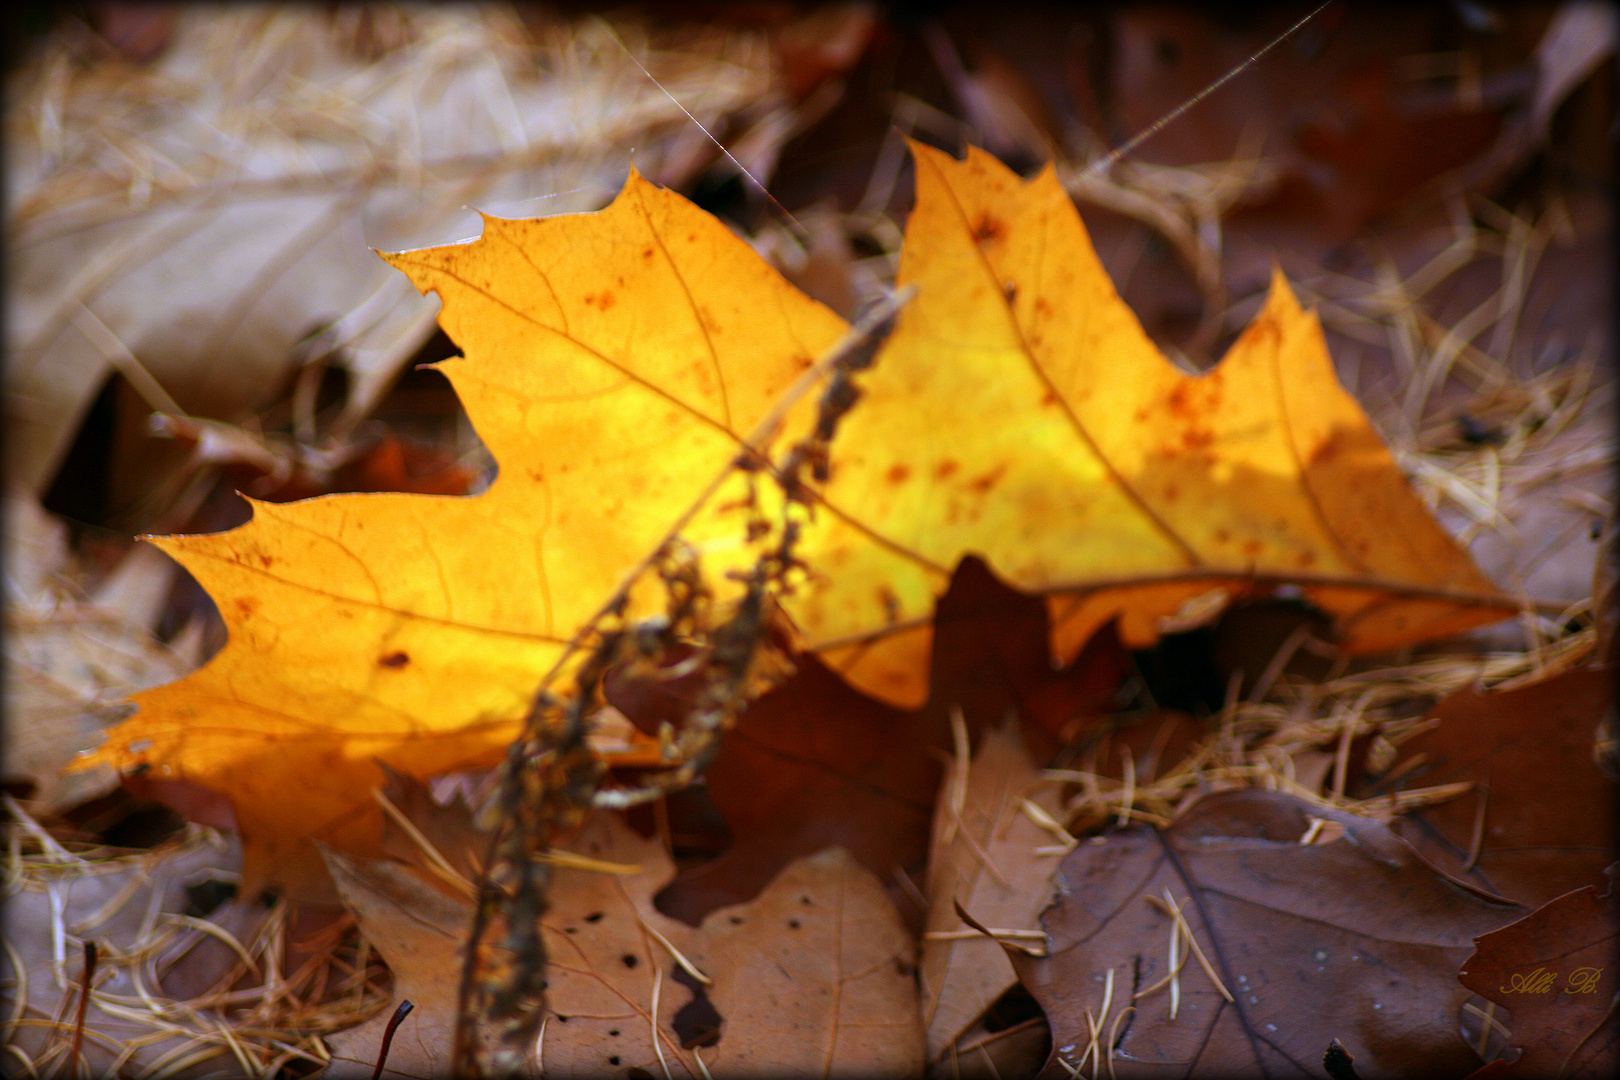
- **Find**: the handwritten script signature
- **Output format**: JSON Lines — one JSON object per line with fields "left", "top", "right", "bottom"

{"left": 1499, "top": 967, "right": 1604, "bottom": 994}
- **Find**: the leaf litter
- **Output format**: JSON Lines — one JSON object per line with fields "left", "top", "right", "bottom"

{"left": 644, "top": 556, "right": 1127, "bottom": 929}
{"left": 321, "top": 807, "right": 921, "bottom": 1078}
{"left": 1351, "top": 665, "right": 1615, "bottom": 908}
{"left": 0, "top": 801, "right": 388, "bottom": 1078}
{"left": 1458, "top": 865, "right": 1620, "bottom": 1078}
{"left": 77, "top": 141, "right": 1522, "bottom": 906}
{"left": 1012, "top": 789, "right": 1527, "bottom": 1078}
{"left": 5, "top": 5, "right": 1614, "bottom": 1078}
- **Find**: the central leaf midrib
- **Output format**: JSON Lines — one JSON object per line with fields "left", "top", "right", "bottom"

{"left": 925, "top": 152, "right": 1202, "bottom": 569}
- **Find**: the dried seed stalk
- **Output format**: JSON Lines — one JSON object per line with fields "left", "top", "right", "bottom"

{"left": 449, "top": 295, "right": 905, "bottom": 1078}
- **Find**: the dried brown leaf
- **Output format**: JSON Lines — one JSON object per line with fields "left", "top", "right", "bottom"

{"left": 324, "top": 810, "right": 923, "bottom": 1078}
{"left": 920, "top": 722, "right": 1067, "bottom": 1063}
{"left": 1458, "top": 866, "right": 1620, "bottom": 1079}
{"left": 1360, "top": 665, "right": 1615, "bottom": 907}
{"left": 646, "top": 557, "right": 1127, "bottom": 925}
{"left": 1012, "top": 789, "right": 1527, "bottom": 1078}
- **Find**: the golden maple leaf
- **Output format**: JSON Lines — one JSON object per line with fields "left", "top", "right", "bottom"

{"left": 790, "top": 143, "right": 1511, "bottom": 703}
{"left": 81, "top": 172, "right": 846, "bottom": 896}
{"left": 80, "top": 145, "right": 1510, "bottom": 897}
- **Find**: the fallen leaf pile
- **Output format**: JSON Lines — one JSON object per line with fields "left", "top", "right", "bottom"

{"left": 25, "top": 137, "right": 1611, "bottom": 1076}
{"left": 80, "top": 142, "right": 1516, "bottom": 899}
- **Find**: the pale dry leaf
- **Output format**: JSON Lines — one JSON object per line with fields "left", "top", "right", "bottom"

{"left": 3, "top": 491, "right": 193, "bottom": 812}
{"left": 324, "top": 810, "right": 923, "bottom": 1078}
{"left": 542, "top": 817, "right": 924, "bottom": 1077}
{"left": 920, "top": 722, "right": 1066, "bottom": 1064}
{"left": 5, "top": 4, "right": 786, "bottom": 498}
{"left": 322, "top": 850, "right": 525, "bottom": 1080}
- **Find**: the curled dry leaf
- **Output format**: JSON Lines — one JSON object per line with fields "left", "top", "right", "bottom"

{"left": 3, "top": 490, "right": 196, "bottom": 812}
{"left": 1458, "top": 866, "right": 1620, "bottom": 1079}
{"left": 82, "top": 141, "right": 1506, "bottom": 899}
{"left": 1359, "top": 665, "right": 1615, "bottom": 907}
{"left": 1011, "top": 789, "right": 1527, "bottom": 1079}
{"left": 920, "top": 722, "right": 1068, "bottom": 1065}
{"left": 5, "top": 5, "right": 789, "bottom": 501}
{"left": 322, "top": 810, "right": 922, "bottom": 1078}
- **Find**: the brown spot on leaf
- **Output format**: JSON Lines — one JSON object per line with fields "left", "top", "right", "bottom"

{"left": 973, "top": 214, "right": 1005, "bottom": 245}
{"left": 233, "top": 597, "right": 257, "bottom": 620}
{"left": 597, "top": 291, "right": 615, "bottom": 311}
{"left": 1167, "top": 383, "right": 1193, "bottom": 417}
{"left": 876, "top": 584, "right": 900, "bottom": 623}
{"left": 886, "top": 464, "right": 911, "bottom": 484}
{"left": 935, "top": 460, "right": 959, "bottom": 479}
{"left": 258, "top": 554, "right": 273, "bottom": 568}
{"left": 642, "top": 247, "right": 654, "bottom": 259}
{"left": 1243, "top": 539, "right": 1264, "bottom": 558}
{"left": 968, "top": 465, "right": 1007, "bottom": 494}
{"left": 380, "top": 651, "right": 410, "bottom": 669}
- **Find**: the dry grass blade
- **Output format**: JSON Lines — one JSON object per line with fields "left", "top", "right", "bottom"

{"left": 1039, "top": 619, "right": 1600, "bottom": 845}
{"left": 1, "top": 808, "right": 390, "bottom": 1078}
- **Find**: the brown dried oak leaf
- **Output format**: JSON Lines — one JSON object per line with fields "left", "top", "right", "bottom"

{"left": 322, "top": 809, "right": 922, "bottom": 1078}
{"left": 1012, "top": 789, "right": 1527, "bottom": 1078}
{"left": 1458, "top": 865, "right": 1620, "bottom": 1079}
{"left": 919, "top": 721, "right": 1069, "bottom": 1065}
{"left": 1359, "top": 665, "right": 1616, "bottom": 908}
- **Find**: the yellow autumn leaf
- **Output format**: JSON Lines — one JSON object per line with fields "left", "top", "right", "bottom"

{"left": 80, "top": 145, "right": 1511, "bottom": 896}
{"left": 787, "top": 142, "right": 1511, "bottom": 704}
{"left": 82, "top": 171, "right": 846, "bottom": 897}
